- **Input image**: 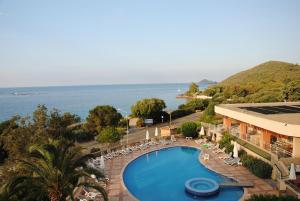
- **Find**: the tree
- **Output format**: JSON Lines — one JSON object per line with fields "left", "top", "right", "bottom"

{"left": 1, "top": 140, "right": 108, "bottom": 201}
{"left": 185, "top": 83, "right": 199, "bottom": 96}
{"left": 96, "top": 127, "right": 121, "bottom": 143}
{"left": 85, "top": 105, "right": 122, "bottom": 135}
{"left": 200, "top": 102, "right": 216, "bottom": 123}
{"left": 48, "top": 109, "right": 81, "bottom": 139}
{"left": 282, "top": 80, "right": 300, "bottom": 101}
{"left": 181, "top": 122, "right": 198, "bottom": 138}
{"left": 131, "top": 98, "right": 166, "bottom": 121}
{"left": 179, "top": 99, "right": 209, "bottom": 111}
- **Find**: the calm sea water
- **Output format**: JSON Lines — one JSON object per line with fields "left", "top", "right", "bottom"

{"left": 0, "top": 83, "right": 208, "bottom": 121}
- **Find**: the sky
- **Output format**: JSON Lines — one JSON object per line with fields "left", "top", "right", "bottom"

{"left": 0, "top": 0, "right": 300, "bottom": 88}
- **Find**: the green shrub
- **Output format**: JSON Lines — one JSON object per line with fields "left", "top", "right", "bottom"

{"left": 241, "top": 153, "right": 272, "bottom": 179}
{"left": 247, "top": 194, "right": 299, "bottom": 201}
{"left": 136, "top": 118, "right": 145, "bottom": 127}
{"left": 181, "top": 122, "right": 198, "bottom": 138}
{"left": 73, "top": 130, "right": 94, "bottom": 142}
{"left": 118, "top": 118, "right": 128, "bottom": 127}
{"left": 218, "top": 132, "right": 235, "bottom": 153}
{"left": 225, "top": 144, "right": 234, "bottom": 154}
{"left": 171, "top": 109, "right": 193, "bottom": 119}
{"left": 96, "top": 127, "right": 121, "bottom": 143}
{"left": 179, "top": 99, "right": 209, "bottom": 111}
{"left": 90, "top": 147, "right": 101, "bottom": 153}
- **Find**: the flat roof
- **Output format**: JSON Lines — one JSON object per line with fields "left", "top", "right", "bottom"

{"left": 217, "top": 102, "right": 300, "bottom": 125}
{"left": 215, "top": 102, "right": 300, "bottom": 137}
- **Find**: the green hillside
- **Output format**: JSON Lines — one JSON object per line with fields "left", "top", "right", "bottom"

{"left": 204, "top": 61, "right": 300, "bottom": 103}
{"left": 220, "top": 61, "right": 300, "bottom": 86}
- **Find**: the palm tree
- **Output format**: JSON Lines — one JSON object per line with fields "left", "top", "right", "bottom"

{"left": 1, "top": 140, "right": 108, "bottom": 201}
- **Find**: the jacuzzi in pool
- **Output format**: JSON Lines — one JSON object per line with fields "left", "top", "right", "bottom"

{"left": 185, "top": 178, "right": 220, "bottom": 197}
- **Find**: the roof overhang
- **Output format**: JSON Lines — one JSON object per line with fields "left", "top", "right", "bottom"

{"left": 215, "top": 104, "right": 300, "bottom": 137}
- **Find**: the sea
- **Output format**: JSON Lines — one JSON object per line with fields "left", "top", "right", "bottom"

{"left": 0, "top": 83, "right": 209, "bottom": 122}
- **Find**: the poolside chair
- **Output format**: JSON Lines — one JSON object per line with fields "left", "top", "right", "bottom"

{"left": 218, "top": 152, "right": 232, "bottom": 160}
{"left": 171, "top": 135, "right": 177, "bottom": 142}
{"left": 209, "top": 144, "right": 219, "bottom": 150}
{"left": 194, "top": 139, "right": 202, "bottom": 144}
{"left": 203, "top": 153, "right": 210, "bottom": 161}
{"left": 225, "top": 158, "right": 240, "bottom": 166}
{"left": 214, "top": 147, "right": 226, "bottom": 154}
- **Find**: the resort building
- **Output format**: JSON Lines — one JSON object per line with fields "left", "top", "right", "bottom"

{"left": 214, "top": 102, "right": 300, "bottom": 197}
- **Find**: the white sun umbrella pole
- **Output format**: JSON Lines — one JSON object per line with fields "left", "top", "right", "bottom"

{"left": 155, "top": 127, "right": 159, "bottom": 137}
{"left": 146, "top": 130, "right": 150, "bottom": 141}
{"left": 233, "top": 141, "right": 239, "bottom": 158}
{"left": 100, "top": 155, "right": 105, "bottom": 170}
{"left": 289, "top": 163, "right": 297, "bottom": 180}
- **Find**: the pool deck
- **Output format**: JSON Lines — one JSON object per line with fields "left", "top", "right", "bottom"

{"left": 93, "top": 139, "right": 278, "bottom": 201}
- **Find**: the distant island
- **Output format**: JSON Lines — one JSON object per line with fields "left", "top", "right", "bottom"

{"left": 198, "top": 79, "right": 218, "bottom": 85}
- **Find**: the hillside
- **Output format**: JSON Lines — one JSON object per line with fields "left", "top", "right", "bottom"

{"left": 204, "top": 61, "right": 300, "bottom": 103}
{"left": 220, "top": 61, "right": 300, "bottom": 87}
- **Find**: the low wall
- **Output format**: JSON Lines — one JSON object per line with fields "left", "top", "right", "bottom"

{"left": 239, "top": 144, "right": 271, "bottom": 165}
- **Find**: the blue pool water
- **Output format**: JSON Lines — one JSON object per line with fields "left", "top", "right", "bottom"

{"left": 123, "top": 147, "right": 243, "bottom": 201}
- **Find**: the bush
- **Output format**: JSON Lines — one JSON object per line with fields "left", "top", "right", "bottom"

{"left": 136, "top": 118, "right": 145, "bottom": 127}
{"left": 179, "top": 99, "right": 209, "bottom": 111}
{"left": 219, "top": 132, "right": 234, "bottom": 152}
{"left": 72, "top": 130, "right": 94, "bottom": 142}
{"left": 181, "top": 122, "right": 198, "bottom": 138}
{"left": 118, "top": 118, "right": 128, "bottom": 127}
{"left": 96, "top": 127, "right": 121, "bottom": 143}
{"left": 90, "top": 147, "right": 101, "bottom": 153}
{"left": 240, "top": 153, "right": 272, "bottom": 179}
{"left": 247, "top": 194, "right": 300, "bottom": 201}
{"left": 171, "top": 109, "right": 193, "bottom": 119}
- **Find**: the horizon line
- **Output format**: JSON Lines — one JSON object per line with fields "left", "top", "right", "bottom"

{"left": 0, "top": 81, "right": 217, "bottom": 89}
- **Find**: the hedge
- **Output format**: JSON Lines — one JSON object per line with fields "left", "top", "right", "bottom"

{"left": 239, "top": 150, "right": 273, "bottom": 179}
{"left": 247, "top": 194, "right": 299, "bottom": 201}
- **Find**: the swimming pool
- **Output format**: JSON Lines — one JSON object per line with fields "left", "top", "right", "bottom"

{"left": 123, "top": 146, "right": 243, "bottom": 201}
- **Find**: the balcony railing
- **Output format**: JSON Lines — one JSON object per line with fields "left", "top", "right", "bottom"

{"left": 271, "top": 144, "right": 292, "bottom": 158}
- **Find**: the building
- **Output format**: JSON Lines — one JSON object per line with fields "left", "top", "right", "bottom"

{"left": 215, "top": 102, "right": 300, "bottom": 197}
{"left": 215, "top": 102, "right": 300, "bottom": 158}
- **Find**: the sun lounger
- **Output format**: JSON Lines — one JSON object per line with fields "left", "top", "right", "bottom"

{"left": 203, "top": 153, "right": 210, "bottom": 160}
{"left": 171, "top": 135, "right": 177, "bottom": 142}
{"left": 219, "top": 152, "right": 232, "bottom": 160}
{"left": 209, "top": 144, "right": 219, "bottom": 150}
{"left": 214, "top": 147, "right": 225, "bottom": 154}
{"left": 225, "top": 158, "right": 240, "bottom": 166}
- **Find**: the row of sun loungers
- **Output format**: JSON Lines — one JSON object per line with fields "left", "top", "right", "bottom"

{"left": 101, "top": 136, "right": 177, "bottom": 160}
{"left": 196, "top": 140, "right": 242, "bottom": 166}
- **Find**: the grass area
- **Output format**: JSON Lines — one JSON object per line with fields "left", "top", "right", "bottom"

{"left": 235, "top": 138, "right": 271, "bottom": 161}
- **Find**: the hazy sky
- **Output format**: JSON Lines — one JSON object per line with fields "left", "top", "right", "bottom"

{"left": 0, "top": 0, "right": 300, "bottom": 88}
